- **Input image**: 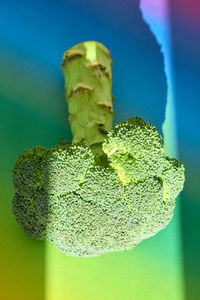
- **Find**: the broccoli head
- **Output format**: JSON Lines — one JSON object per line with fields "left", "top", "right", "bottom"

{"left": 12, "top": 41, "right": 185, "bottom": 257}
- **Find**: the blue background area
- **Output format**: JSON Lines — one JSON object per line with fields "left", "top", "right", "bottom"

{"left": 0, "top": 0, "right": 166, "bottom": 132}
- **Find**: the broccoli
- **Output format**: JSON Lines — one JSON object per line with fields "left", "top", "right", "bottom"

{"left": 12, "top": 41, "right": 185, "bottom": 257}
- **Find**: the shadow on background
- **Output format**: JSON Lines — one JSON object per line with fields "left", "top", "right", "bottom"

{"left": 0, "top": 0, "right": 167, "bottom": 299}
{"left": 169, "top": 0, "right": 200, "bottom": 299}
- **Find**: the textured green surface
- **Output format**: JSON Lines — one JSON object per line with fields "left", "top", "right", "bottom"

{"left": 61, "top": 41, "right": 113, "bottom": 146}
{"left": 12, "top": 116, "right": 184, "bottom": 258}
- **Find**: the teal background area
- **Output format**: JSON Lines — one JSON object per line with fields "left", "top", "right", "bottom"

{"left": 0, "top": 0, "right": 199, "bottom": 299}
{"left": 169, "top": 0, "right": 200, "bottom": 298}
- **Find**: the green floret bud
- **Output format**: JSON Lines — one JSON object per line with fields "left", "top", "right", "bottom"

{"left": 161, "top": 157, "right": 185, "bottom": 200}
{"left": 102, "top": 117, "right": 165, "bottom": 184}
{"left": 40, "top": 143, "right": 94, "bottom": 195}
{"left": 48, "top": 166, "right": 124, "bottom": 257}
{"left": 47, "top": 170, "right": 175, "bottom": 257}
{"left": 13, "top": 146, "right": 47, "bottom": 198}
{"left": 12, "top": 143, "right": 95, "bottom": 240}
{"left": 12, "top": 192, "right": 48, "bottom": 240}
{"left": 102, "top": 116, "right": 184, "bottom": 204}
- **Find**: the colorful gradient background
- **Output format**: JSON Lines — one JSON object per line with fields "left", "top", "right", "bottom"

{"left": 0, "top": 0, "right": 200, "bottom": 299}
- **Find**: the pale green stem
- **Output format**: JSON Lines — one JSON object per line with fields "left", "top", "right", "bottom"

{"left": 61, "top": 41, "right": 114, "bottom": 148}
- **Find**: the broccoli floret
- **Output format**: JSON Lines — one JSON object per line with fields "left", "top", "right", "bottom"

{"left": 12, "top": 146, "right": 48, "bottom": 239}
{"left": 102, "top": 117, "right": 165, "bottom": 184}
{"left": 12, "top": 41, "right": 185, "bottom": 257}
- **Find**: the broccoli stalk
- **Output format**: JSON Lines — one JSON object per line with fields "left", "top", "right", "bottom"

{"left": 61, "top": 41, "right": 114, "bottom": 147}
{"left": 12, "top": 41, "right": 185, "bottom": 257}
